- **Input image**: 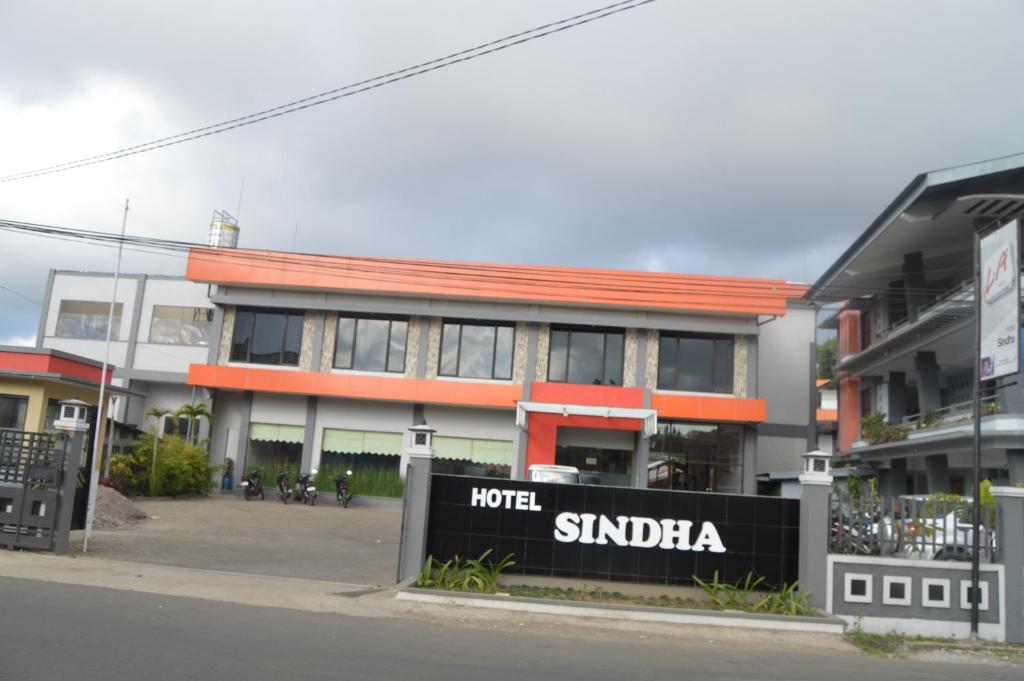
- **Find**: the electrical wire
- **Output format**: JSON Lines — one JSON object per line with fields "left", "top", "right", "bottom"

{"left": 0, "top": 0, "right": 657, "bottom": 183}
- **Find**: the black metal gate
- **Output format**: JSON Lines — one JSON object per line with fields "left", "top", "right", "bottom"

{"left": 0, "top": 430, "right": 70, "bottom": 551}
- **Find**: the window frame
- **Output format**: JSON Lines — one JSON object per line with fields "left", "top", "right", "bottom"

{"left": 147, "top": 305, "right": 214, "bottom": 346}
{"left": 546, "top": 325, "right": 625, "bottom": 386}
{"left": 438, "top": 320, "right": 516, "bottom": 381}
{"left": 332, "top": 314, "right": 409, "bottom": 374}
{"left": 656, "top": 332, "right": 735, "bottom": 394}
{"left": 229, "top": 307, "right": 305, "bottom": 366}
{"left": 0, "top": 394, "right": 29, "bottom": 431}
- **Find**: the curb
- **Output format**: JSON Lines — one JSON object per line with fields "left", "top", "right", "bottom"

{"left": 396, "top": 588, "right": 847, "bottom": 635}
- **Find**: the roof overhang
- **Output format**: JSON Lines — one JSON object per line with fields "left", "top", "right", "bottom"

{"left": 806, "top": 153, "right": 1024, "bottom": 303}
{"left": 515, "top": 401, "right": 658, "bottom": 438}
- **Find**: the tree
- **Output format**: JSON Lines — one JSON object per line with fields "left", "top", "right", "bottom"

{"left": 816, "top": 337, "right": 837, "bottom": 380}
{"left": 145, "top": 407, "right": 173, "bottom": 496}
{"left": 175, "top": 402, "right": 213, "bottom": 445}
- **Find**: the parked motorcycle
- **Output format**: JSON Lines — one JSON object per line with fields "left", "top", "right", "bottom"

{"left": 293, "top": 469, "right": 319, "bottom": 506}
{"left": 334, "top": 470, "right": 354, "bottom": 508}
{"left": 240, "top": 468, "right": 265, "bottom": 501}
{"left": 276, "top": 471, "right": 290, "bottom": 504}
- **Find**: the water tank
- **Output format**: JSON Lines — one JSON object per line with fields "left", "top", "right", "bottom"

{"left": 208, "top": 209, "right": 240, "bottom": 248}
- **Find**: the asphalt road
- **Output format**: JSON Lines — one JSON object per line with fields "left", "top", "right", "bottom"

{"left": 1, "top": 577, "right": 1018, "bottom": 681}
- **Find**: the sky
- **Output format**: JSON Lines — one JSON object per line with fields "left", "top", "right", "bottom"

{"left": 1, "top": 0, "right": 1023, "bottom": 345}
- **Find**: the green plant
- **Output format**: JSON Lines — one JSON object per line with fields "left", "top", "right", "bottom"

{"left": 692, "top": 571, "right": 815, "bottom": 616}
{"left": 130, "top": 434, "right": 216, "bottom": 497}
{"left": 917, "top": 409, "right": 940, "bottom": 429}
{"left": 692, "top": 571, "right": 765, "bottom": 609}
{"left": 753, "top": 581, "right": 814, "bottom": 616}
{"left": 860, "top": 412, "right": 908, "bottom": 444}
{"left": 175, "top": 402, "right": 213, "bottom": 444}
{"left": 312, "top": 463, "right": 403, "bottom": 498}
{"left": 416, "top": 549, "right": 515, "bottom": 593}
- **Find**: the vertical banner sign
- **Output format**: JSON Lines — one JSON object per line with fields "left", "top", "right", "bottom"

{"left": 979, "top": 219, "right": 1021, "bottom": 380}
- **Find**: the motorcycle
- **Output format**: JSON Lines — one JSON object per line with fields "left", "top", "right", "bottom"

{"left": 240, "top": 468, "right": 265, "bottom": 501}
{"left": 334, "top": 470, "right": 354, "bottom": 508}
{"left": 293, "top": 469, "right": 319, "bottom": 506}
{"left": 276, "top": 471, "right": 290, "bottom": 504}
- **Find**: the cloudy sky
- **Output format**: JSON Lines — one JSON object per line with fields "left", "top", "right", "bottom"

{"left": 1, "top": 0, "right": 1022, "bottom": 345}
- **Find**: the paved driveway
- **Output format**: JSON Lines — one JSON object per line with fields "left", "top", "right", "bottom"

{"left": 71, "top": 494, "right": 402, "bottom": 586}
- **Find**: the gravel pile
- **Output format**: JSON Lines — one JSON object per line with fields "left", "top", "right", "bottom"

{"left": 93, "top": 486, "right": 149, "bottom": 530}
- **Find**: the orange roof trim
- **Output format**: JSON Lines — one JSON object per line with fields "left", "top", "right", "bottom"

{"left": 187, "top": 248, "right": 808, "bottom": 316}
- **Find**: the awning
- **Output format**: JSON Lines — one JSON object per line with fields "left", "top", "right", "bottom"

{"left": 322, "top": 428, "right": 403, "bottom": 455}
{"left": 249, "top": 423, "right": 305, "bottom": 444}
{"left": 515, "top": 401, "right": 658, "bottom": 438}
{"left": 432, "top": 436, "right": 513, "bottom": 466}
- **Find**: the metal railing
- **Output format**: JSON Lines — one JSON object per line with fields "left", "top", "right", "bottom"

{"left": 829, "top": 491, "right": 995, "bottom": 562}
{"left": 895, "top": 395, "right": 1000, "bottom": 429}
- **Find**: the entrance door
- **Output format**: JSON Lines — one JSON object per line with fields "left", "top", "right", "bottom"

{"left": 554, "top": 427, "right": 635, "bottom": 486}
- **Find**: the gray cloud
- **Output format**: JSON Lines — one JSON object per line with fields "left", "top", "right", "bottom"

{"left": 1, "top": 0, "right": 1023, "bottom": 342}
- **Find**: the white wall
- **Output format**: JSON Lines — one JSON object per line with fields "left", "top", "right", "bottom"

{"left": 250, "top": 393, "right": 307, "bottom": 426}
{"left": 310, "top": 398, "right": 413, "bottom": 468}
{"left": 133, "top": 278, "right": 214, "bottom": 373}
{"left": 133, "top": 344, "right": 208, "bottom": 373}
{"left": 422, "top": 405, "right": 517, "bottom": 441}
{"left": 44, "top": 273, "right": 139, "bottom": 346}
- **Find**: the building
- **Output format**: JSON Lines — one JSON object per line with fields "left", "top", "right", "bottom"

{"left": 805, "top": 153, "right": 1024, "bottom": 494}
{"left": 35, "top": 269, "right": 215, "bottom": 440}
{"left": 180, "top": 246, "right": 816, "bottom": 494}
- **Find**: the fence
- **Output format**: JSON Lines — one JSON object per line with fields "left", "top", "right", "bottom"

{"left": 0, "top": 430, "right": 70, "bottom": 551}
{"left": 829, "top": 491, "right": 995, "bottom": 562}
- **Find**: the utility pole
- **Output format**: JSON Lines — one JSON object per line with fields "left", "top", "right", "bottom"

{"left": 83, "top": 199, "right": 128, "bottom": 553}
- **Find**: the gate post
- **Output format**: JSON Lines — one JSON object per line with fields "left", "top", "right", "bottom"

{"left": 798, "top": 450, "right": 833, "bottom": 610}
{"left": 52, "top": 399, "right": 91, "bottom": 555}
{"left": 396, "top": 424, "right": 436, "bottom": 585}
{"left": 992, "top": 486, "right": 1024, "bottom": 643}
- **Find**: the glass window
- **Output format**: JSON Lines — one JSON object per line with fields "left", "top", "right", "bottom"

{"left": 648, "top": 422, "right": 743, "bottom": 494}
{"left": 148, "top": 306, "right": 214, "bottom": 345}
{"left": 55, "top": 300, "right": 123, "bottom": 340}
{"left": 333, "top": 316, "right": 407, "bottom": 373}
{"left": 438, "top": 321, "right": 515, "bottom": 380}
{"left": 657, "top": 333, "right": 734, "bottom": 394}
{"left": 547, "top": 327, "right": 624, "bottom": 385}
{"left": 230, "top": 308, "right": 304, "bottom": 366}
{"left": 0, "top": 395, "right": 28, "bottom": 430}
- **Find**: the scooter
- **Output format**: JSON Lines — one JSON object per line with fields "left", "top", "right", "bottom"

{"left": 334, "top": 470, "right": 354, "bottom": 508}
{"left": 293, "top": 469, "right": 318, "bottom": 506}
{"left": 276, "top": 471, "right": 290, "bottom": 504}
{"left": 240, "top": 468, "right": 265, "bottom": 501}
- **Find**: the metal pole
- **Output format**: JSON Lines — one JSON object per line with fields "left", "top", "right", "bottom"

{"left": 83, "top": 198, "right": 129, "bottom": 553}
{"left": 971, "top": 228, "right": 982, "bottom": 638}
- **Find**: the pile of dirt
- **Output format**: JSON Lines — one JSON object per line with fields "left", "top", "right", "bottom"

{"left": 93, "top": 486, "right": 149, "bottom": 530}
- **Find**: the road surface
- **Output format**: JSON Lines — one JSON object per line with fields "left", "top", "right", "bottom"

{"left": 0, "top": 576, "right": 1018, "bottom": 681}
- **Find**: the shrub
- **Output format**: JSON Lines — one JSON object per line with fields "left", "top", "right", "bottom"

{"left": 126, "top": 434, "right": 216, "bottom": 497}
{"left": 416, "top": 550, "right": 515, "bottom": 593}
{"left": 860, "top": 412, "right": 908, "bottom": 445}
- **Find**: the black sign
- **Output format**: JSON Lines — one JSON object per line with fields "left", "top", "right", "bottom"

{"left": 426, "top": 474, "right": 800, "bottom": 589}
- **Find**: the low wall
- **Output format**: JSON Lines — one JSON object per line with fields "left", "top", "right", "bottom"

{"left": 827, "top": 555, "right": 1006, "bottom": 641}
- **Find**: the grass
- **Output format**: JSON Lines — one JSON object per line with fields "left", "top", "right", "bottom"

{"left": 845, "top": 624, "right": 1024, "bottom": 659}
{"left": 313, "top": 463, "right": 403, "bottom": 498}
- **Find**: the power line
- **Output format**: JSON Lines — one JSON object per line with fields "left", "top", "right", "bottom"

{"left": 0, "top": 284, "right": 41, "bottom": 307}
{"left": 0, "top": 0, "right": 657, "bottom": 183}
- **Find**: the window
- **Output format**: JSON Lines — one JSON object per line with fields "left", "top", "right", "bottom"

{"left": 657, "top": 333, "right": 734, "bottom": 393}
{"left": 230, "top": 308, "right": 304, "bottom": 366}
{"left": 55, "top": 300, "right": 123, "bottom": 340}
{"left": 439, "top": 321, "right": 514, "bottom": 380}
{"left": 334, "top": 316, "right": 408, "bottom": 373}
{"left": 149, "top": 306, "right": 214, "bottom": 345}
{"left": 648, "top": 422, "right": 743, "bottom": 493}
{"left": 0, "top": 395, "right": 28, "bottom": 430}
{"left": 548, "top": 327, "right": 624, "bottom": 385}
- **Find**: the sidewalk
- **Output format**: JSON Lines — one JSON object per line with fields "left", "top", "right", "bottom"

{"left": 0, "top": 550, "right": 853, "bottom": 655}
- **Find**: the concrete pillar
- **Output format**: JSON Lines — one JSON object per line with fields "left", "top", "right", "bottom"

{"left": 925, "top": 454, "right": 951, "bottom": 493}
{"left": 902, "top": 252, "right": 928, "bottom": 322}
{"left": 798, "top": 458, "right": 833, "bottom": 609}
{"left": 881, "top": 457, "right": 907, "bottom": 498}
{"left": 887, "top": 372, "right": 907, "bottom": 422}
{"left": 1007, "top": 449, "right": 1024, "bottom": 485}
{"left": 396, "top": 426, "right": 435, "bottom": 585}
{"left": 992, "top": 486, "right": 1024, "bottom": 643}
{"left": 301, "top": 396, "right": 318, "bottom": 472}
{"left": 632, "top": 433, "right": 650, "bottom": 489}
{"left": 914, "top": 351, "right": 941, "bottom": 413}
{"left": 52, "top": 401, "right": 90, "bottom": 556}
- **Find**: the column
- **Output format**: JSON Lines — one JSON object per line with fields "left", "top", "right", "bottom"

{"left": 887, "top": 372, "right": 907, "bottom": 422}
{"left": 1007, "top": 449, "right": 1024, "bottom": 485}
{"left": 925, "top": 454, "right": 951, "bottom": 493}
{"left": 632, "top": 433, "right": 650, "bottom": 489}
{"left": 798, "top": 460, "right": 833, "bottom": 609}
{"left": 914, "top": 351, "right": 941, "bottom": 413}
{"left": 992, "top": 486, "right": 1024, "bottom": 643}
{"left": 902, "top": 252, "right": 928, "bottom": 322}
{"left": 396, "top": 426, "right": 435, "bottom": 585}
{"left": 301, "top": 396, "right": 318, "bottom": 472}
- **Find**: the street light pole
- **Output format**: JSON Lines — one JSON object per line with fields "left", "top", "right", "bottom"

{"left": 83, "top": 198, "right": 128, "bottom": 553}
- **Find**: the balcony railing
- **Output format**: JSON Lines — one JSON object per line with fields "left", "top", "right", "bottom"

{"left": 895, "top": 395, "right": 1000, "bottom": 430}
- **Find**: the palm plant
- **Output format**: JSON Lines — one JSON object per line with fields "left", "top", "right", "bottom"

{"left": 145, "top": 407, "right": 172, "bottom": 496}
{"left": 175, "top": 402, "right": 213, "bottom": 445}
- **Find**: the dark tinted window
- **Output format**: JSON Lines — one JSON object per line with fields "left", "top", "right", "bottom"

{"left": 547, "top": 327, "right": 624, "bottom": 385}
{"left": 230, "top": 308, "right": 304, "bottom": 366}
{"left": 657, "top": 333, "right": 733, "bottom": 394}
{"left": 334, "top": 316, "right": 407, "bottom": 373}
{"left": 439, "top": 321, "right": 515, "bottom": 380}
